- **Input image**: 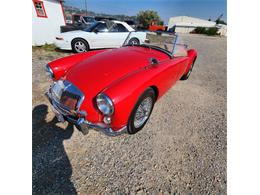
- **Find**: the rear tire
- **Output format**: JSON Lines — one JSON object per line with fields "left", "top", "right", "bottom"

{"left": 128, "top": 38, "right": 140, "bottom": 45}
{"left": 127, "top": 88, "right": 155, "bottom": 134}
{"left": 180, "top": 58, "right": 196, "bottom": 80}
{"left": 71, "top": 38, "right": 89, "bottom": 53}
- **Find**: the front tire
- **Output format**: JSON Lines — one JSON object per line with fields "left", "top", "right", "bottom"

{"left": 127, "top": 88, "right": 155, "bottom": 134}
{"left": 71, "top": 38, "right": 89, "bottom": 53}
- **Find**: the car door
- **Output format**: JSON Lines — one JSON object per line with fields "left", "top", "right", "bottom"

{"left": 86, "top": 22, "right": 115, "bottom": 49}
{"left": 108, "top": 23, "right": 129, "bottom": 47}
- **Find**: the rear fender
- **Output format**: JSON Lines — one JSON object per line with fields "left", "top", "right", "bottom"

{"left": 183, "top": 49, "right": 197, "bottom": 75}
{"left": 48, "top": 49, "right": 107, "bottom": 80}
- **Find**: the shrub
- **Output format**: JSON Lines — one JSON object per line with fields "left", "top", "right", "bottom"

{"left": 191, "top": 27, "right": 219, "bottom": 36}
{"left": 192, "top": 27, "right": 207, "bottom": 34}
{"left": 206, "top": 27, "right": 219, "bottom": 36}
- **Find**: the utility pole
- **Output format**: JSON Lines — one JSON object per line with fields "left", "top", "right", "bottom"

{"left": 84, "top": 0, "right": 87, "bottom": 16}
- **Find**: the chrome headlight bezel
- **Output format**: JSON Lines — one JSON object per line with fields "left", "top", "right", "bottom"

{"left": 50, "top": 80, "right": 85, "bottom": 112}
{"left": 45, "top": 64, "right": 54, "bottom": 79}
{"left": 96, "top": 93, "right": 114, "bottom": 116}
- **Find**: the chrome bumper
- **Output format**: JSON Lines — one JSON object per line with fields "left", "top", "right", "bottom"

{"left": 45, "top": 91, "right": 127, "bottom": 136}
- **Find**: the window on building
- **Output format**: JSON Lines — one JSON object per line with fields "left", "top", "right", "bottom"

{"left": 33, "top": 0, "right": 47, "bottom": 18}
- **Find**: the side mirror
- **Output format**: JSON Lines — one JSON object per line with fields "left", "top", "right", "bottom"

{"left": 149, "top": 58, "right": 159, "bottom": 66}
{"left": 93, "top": 29, "right": 99, "bottom": 33}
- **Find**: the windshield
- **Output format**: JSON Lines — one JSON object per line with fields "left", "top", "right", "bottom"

{"left": 82, "top": 16, "right": 95, "bottom": 23}
{"left": 83, "top": 22, "right": 99, "bottom": 32}
{"left": 123, "top": 32, "right": 188, "bottom": 57}
{"left": 83, "top": 21, "right": 118, "bottom": 32}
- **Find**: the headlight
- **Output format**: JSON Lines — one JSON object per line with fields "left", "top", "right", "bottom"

{"left": 45, "top": 64, "right": 54, "bottom": 79}
{"left": 96, "top": 93, "right": 114, "bottom": 116}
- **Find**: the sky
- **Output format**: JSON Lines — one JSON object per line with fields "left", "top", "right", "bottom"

{"left": 64, "top": 0, "right": 227, "bottom": 23}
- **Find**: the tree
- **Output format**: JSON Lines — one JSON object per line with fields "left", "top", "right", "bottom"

{"left": 137, "top": 10, "right": 163, "bottom": 29}
{"left": 158, "top": 20, "right": 164, "bottom": 26}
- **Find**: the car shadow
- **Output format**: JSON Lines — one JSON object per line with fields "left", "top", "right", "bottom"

{"left": 32, "top": 104, "right": 77, "bottom": 195}
{"left": 55, "top": 48, "right": 74, "bottom": 54}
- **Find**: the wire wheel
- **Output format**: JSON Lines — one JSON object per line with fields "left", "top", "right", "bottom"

{"left": 133, "top": 97, "right": 153, "bottom": 128}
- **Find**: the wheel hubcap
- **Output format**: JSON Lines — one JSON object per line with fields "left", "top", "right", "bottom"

{"left": 75, "top": 41, "right": 86, "bottom": 52}
{"left": 130, "top": 40, "right": 138, "bottom": 45}
{"left": 134, "top": 97, "right": 153, "bottom": 128}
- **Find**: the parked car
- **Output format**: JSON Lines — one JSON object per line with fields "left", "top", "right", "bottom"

{"left": 148, "top": 20, "right": 168, "bottom": 33}
{"left": 60, "top": 14, "right": 96, "bottom": 33}
{"left": 45, "top": 32, "right": 197, "bottom": 136}
{"left": 55, "top": 20, "right": 147, "bottom": 53}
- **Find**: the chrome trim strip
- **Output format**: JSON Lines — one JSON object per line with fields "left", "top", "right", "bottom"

{"left": 78, "top": 119, "right": 127, "bottom": 137}
{"left": 45, "top": 91, "right": 127, "bottom": 137}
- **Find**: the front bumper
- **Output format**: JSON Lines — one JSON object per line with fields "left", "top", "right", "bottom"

{"left": 45, "top": 91, "right": 127, "bottom": 136}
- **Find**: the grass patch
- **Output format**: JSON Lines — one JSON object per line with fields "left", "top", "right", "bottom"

{"left": 32, "top": 44, "right": 57, "bottom": 52}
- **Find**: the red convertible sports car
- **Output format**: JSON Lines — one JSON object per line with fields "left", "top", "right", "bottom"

{"left": 45, "top": 32, "right": 197, "bottom": 136}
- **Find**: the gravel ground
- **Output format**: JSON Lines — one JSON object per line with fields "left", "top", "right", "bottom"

{"left": 32, "top": 34, "right": 226, "bottom": 195}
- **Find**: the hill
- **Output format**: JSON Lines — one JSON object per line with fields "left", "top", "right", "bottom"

{"left": 64, "top": 6, "right": 137, "bottom": 22}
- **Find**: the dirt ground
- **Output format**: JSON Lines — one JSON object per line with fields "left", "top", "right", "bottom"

{"left": 32, "top": 34, "right": 227, "bottom": 194}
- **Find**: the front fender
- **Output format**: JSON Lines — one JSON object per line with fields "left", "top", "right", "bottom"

{"left": 102, "top": 64, "right": 165, "bottom": 130}
{"left": 102, "top": 69, "right": 150, "bottom": 130}
{"left": 48, "top": 49, "right": 107, "bottom": 80}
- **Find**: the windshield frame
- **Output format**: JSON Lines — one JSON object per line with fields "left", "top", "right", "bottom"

{"left": 123, "top": 32, "right": 183, "bottom": 58}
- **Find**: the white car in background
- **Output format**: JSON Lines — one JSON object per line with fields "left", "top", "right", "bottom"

{"left": 54, "top": 20, "right": 147, "bottom": 53}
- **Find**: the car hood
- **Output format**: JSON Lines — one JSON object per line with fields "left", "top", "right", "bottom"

{"left": 65, "top": 46, "right": 169, "bottom": 98}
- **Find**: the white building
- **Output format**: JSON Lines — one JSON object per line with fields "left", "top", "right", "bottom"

{"left": 168, "top": 16, "right": 227, "bottom": 36}
{"left": 32, "top": 0, "right": 66, "bottom": 45}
